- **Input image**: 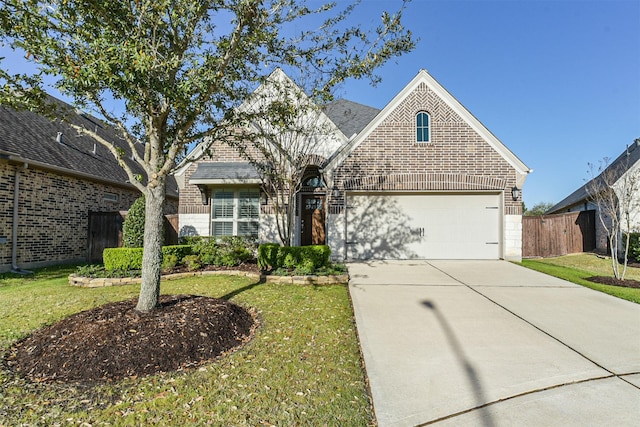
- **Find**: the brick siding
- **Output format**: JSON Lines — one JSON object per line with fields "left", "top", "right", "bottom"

{"left": 0, "top": 161, "right": 178, "bottom": 271}
{"left": 332, "top": 82, "right": 522, "bottom": 214}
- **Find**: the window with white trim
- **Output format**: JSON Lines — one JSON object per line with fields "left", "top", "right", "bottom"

{"left": 416, "top": 111, "right": 430, "bottom": 143}
{"left": 211, "top": 188, "right": 260, "bottom": 237}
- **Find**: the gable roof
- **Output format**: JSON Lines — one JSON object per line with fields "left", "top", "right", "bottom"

{"left": 324, "top": 69, "right": 531, "bottom": 175}
{"left": 546, "top": 140, "right": 640, "bottom": 214}
{"left": 0, "top": 96, "right": 178, "bottom": 198}
{"left": 323, "top": 99, "right": 381, "bottom": 139}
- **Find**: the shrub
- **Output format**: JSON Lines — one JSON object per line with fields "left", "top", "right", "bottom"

{"left": 183, "top": 255, "right": 202, "bottom": 271}
{"left": 627, "top": 232, "right": 640, "bottom": 262}
{"left": 258, "top": 243, "right": 280, "bottom": 270}
{"left": 192, "top": 238, "right": 219, "bottom": 265}
{"left": 162, "top": 245, "right": 193, "bottom": 262}
{"left": 122, "top": 195, "right": 145, "bottom": 248}
{"left": 104, "top": 245, "right": 193, "bottom": 271}
{"left": 189, "top": 236, "right": 256, "bottom": 267}
{"left": 162, "top": 254, "right": 179, "bottom": 270}
{"left": 217, "top": 236, "right": 256, "bottom": 266}
{"left": 104, "top": 247, "right": 144, "bottom": 271}
{"left": 257, "top": 244, "right": 331, "bottom": 272}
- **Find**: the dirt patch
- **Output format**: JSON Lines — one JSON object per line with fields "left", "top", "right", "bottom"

{"left": 4, "top": 295, "right": 257, "bottom": 383}
{"left": 587, "top": 276, "right": 640, "bottom": 289}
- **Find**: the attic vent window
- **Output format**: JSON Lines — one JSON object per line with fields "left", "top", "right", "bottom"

{"left": 416, "top": 111, "right": 430, "bottom": 143}
{"left": 103, "top": 193, "right": 119, "bottom": 202}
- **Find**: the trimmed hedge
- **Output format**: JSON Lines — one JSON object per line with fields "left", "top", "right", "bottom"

{"left": 103, "top": 245, "right": 192, "bottom": 271}
{"left": 258, "top": 244, "right": 331, "bottom": 271}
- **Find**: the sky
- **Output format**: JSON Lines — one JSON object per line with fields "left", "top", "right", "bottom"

{"left": 341, "top": 0, "right": 640, "bottom": 209}
{"left": 1, "top": 0, "right": 638, "bottom": 209}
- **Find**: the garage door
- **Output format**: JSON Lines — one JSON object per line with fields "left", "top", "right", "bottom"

{"left": 346, "top": 192, "right": 501, "bottom": 260}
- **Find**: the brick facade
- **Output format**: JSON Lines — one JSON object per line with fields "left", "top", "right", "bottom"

{"left": 177, "top": 71, "right": 529, "bottom": 260}
{"left": 331, "top": 82, "right": 521, "bottom": 214}
{"left": 0, "top": 161, "right": 178, "bottom": 272}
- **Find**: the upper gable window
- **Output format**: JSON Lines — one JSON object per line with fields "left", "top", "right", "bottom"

{"left": 416, "top": 111, "right": 430, "bottom": 143}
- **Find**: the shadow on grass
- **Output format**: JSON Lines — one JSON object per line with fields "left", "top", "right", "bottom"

{"left": 219, "top": 278, "right": 266, "bottom": 301}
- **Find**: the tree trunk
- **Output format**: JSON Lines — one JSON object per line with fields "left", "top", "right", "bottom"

{"left": 136, "top": 182, "right": 166, "bottom": 312}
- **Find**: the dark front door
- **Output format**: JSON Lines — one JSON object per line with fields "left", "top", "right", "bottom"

{"left": 301, "top": 195, "right": 326, "bottom": 246}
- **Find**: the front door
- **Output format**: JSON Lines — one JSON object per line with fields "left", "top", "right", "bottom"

{"left": 301, "top": 195, "right": 326, "bottom": 246}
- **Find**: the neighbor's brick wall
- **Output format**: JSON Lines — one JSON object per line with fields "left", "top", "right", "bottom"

{"left": 0, "top": 162, "right": 177, "bottom": 271}
{"left": 333, "top": 81, "right": 521, "bottom": 213}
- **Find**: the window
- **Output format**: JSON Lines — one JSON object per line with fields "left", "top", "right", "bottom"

{"left": 103, "top": 192, "right": 119, "bottom": 202}
{"left": 416, "top": 111, "right": 430, "bottom": 143}
{"left": 211, "top": 188, "right": 259, "bottom": 237}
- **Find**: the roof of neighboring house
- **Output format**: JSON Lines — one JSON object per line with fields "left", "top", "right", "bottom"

{"left": 0, "top": 96, "right": 178, "bottom": 198}
{"left": 546, "top": 140, "right": 640, "bottom": 214}
{"left": 189, "top": 162, "right": 261, "bottom": 184}
{"left": 323, "top": 99, "right": 381, "bottom": 140}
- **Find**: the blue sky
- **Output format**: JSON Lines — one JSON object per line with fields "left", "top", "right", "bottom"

{"left": 1, "top": 0, "right": 638, "bottom": 208}
{"left": 341, "top": 0, "right": 640, "bottom": 208}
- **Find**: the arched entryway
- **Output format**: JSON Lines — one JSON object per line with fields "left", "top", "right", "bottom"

{"left": 299, "top": 166, "right": 326, "bottom": 246}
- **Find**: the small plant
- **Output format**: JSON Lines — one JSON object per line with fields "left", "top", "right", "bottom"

{"left": 192, "top": 238, "right": 219, "bottom": 265}
{"left": 183, "top": 255, "right": 202, "bottom": 271}
{"left": 162, "top": 254, "right": 179, "bottom": 270}
{"left": 74, "top": 264, "right": 104, "bottom": 278}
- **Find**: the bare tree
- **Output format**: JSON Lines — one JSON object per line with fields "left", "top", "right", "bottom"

{"left": 230, "top": 69, "right": 342, "bottom": 245}
{"left": 587, "top": 149, "right": 640, "bottom": 280}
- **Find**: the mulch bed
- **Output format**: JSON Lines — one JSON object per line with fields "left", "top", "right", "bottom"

{"left": 4, "top": 295, "right": 257, "bottom": 383}
{"left": 587, "top": 276, "right": 640, "bottom": 288}
{"left": 163, "top": 263, "right": 261, "bottom": 275}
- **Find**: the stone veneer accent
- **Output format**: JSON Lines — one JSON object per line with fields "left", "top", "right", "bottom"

{"left": 69, "top": 270, "right": 348, "bottom": 287}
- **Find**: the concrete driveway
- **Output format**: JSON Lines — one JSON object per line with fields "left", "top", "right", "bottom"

{"left": 348, "top": 260, "right": 640, "bottom": 426}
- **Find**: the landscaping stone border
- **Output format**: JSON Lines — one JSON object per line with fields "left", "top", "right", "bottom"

{"left": 69, "top": 271, "right": 349, "bottom": 288}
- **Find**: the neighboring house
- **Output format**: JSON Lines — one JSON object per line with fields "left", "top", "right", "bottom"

{"left": 176, "top": 69, "right": 531, "bottom": 261}
{"left": 546, "top": 140, "right": 640, "bottom": 251}
{"left": 0, "top": 96, "right": 178, "bottom": 272}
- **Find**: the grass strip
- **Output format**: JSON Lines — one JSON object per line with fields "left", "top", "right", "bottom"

{"left": 520, "top": 259, "right": 640, "bottom": 304}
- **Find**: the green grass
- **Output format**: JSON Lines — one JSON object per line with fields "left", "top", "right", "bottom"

{"left": 0, "top": 266, "right": 372, "bottom": 426}
{"left": 520, "top": 254, "right": 640, "bottom": 304}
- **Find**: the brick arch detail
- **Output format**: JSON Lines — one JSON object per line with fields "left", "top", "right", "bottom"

{"left": 342, "top": 173, "right": 506, "bottom": 192}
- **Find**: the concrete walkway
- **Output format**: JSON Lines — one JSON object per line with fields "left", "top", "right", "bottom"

{"left": 348, "top": 260, "right": 640, "bottom": 426}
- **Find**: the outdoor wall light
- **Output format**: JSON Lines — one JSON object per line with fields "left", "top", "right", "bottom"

{"left": 511, "top": 186, "right": 521, "bottom": 201}
{"left": 260, "top": 191, "right": 268, "bottom": 205}
{"left": 332, "top": 185, "right": 340, "bottom": 199}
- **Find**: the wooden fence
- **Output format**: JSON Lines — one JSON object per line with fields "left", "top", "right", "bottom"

{"left": 88, "top": 212, "right": 180, "bottom": 263}
{"left": 522, "top": 210, "right": 596, "bottom": 258}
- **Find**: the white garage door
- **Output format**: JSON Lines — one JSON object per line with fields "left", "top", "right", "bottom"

{"left": 346, "top": 192, "right": 501, "bottom": 260}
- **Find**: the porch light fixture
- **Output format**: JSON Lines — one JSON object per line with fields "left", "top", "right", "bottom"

{"left": 511, "top": 186, "right": 521, "bottom": 201}
{"left": 261, "top": 191, "right": 268, "bottom": 205}
{"left": 332, "top": 185, "right": 340, "bottom": 200}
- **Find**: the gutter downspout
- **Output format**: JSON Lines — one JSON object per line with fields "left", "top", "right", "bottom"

{"left": 11, "top": 163, "right": 32, "bottom": 274}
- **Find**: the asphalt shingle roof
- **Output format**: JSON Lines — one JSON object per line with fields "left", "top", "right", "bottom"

{"left": 323, "top": 99, "right": 380, "bottom": 139}
{"left": 546, "top": 140, "right": 640, "bottom": 214}
{"left": 0, "top": 96, "right": 178, "bottom": 197}
{"left": 189, "top": 162, "right": 260, "bottom": 181}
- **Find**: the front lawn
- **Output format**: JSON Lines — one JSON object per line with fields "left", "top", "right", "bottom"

{"left": 0, "top": 266, "right": 372, "bottom": 426}
{"left": 520, "top": 253, "right": 640, "bottom": 304}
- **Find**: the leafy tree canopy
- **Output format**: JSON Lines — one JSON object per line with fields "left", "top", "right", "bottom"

{"left": 523, "top": 201, "right": 555, "bottom": 216}
{"left": 0, "top": 0, "right": 415, "bottom": 311}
